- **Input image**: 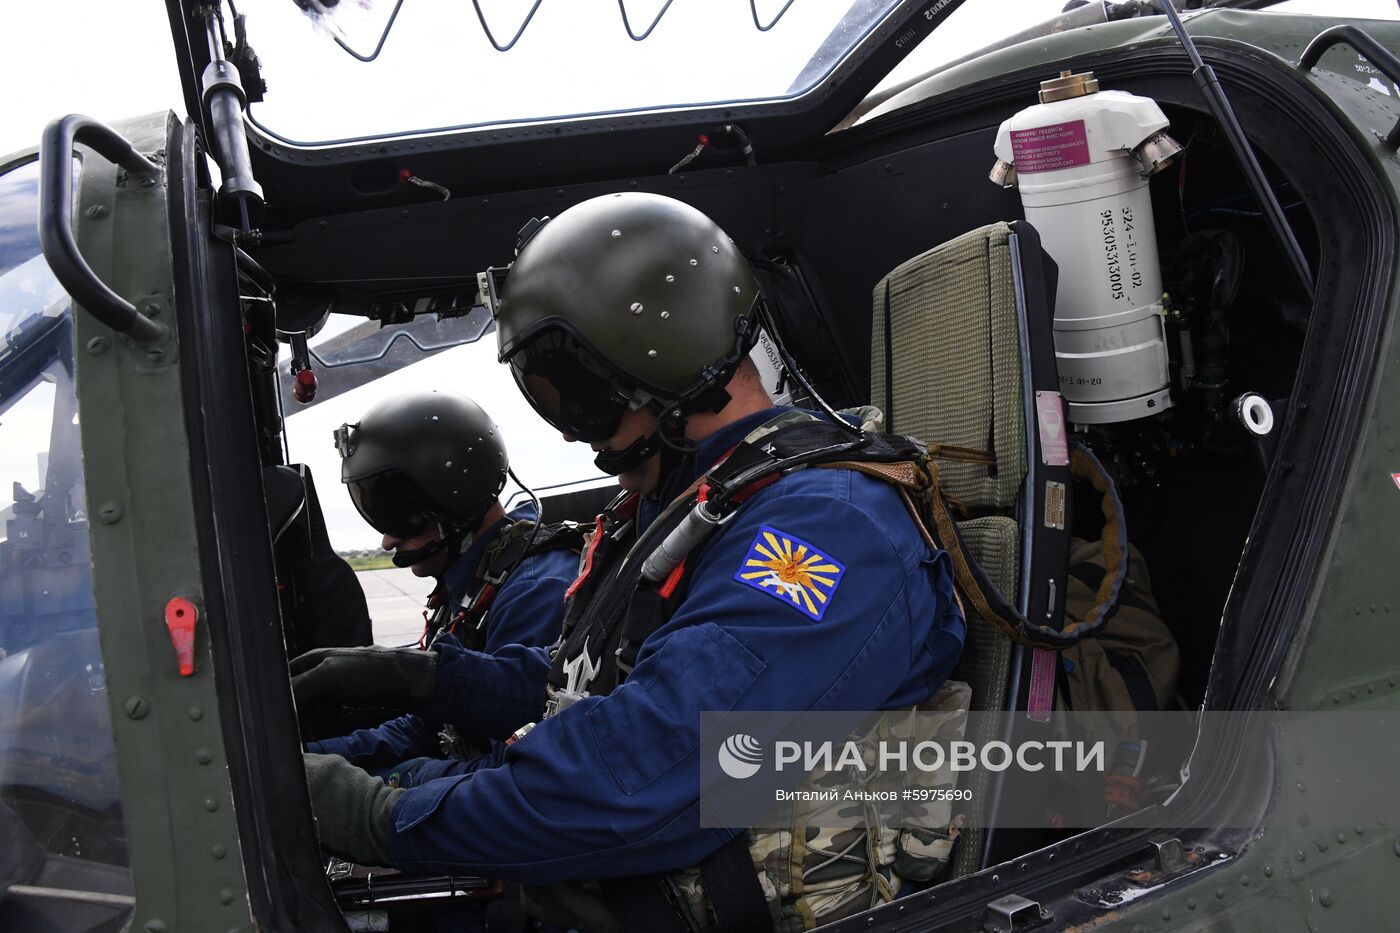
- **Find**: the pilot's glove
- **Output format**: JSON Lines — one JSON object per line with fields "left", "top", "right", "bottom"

{"left": 290, "top": 645, "right": 438, "bottom": 711}
{"left": 303, "top": 752, "right": 404, "bottom": 867}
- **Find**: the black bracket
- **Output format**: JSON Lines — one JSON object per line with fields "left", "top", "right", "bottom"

{"left": 1299, "top": 24, "right": 1400, "bottom": 150}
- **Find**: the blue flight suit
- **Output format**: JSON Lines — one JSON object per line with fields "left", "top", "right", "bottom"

{"left": 388, "top": 408, "right": 967, "bottom": 884}
{"left": 308, "top": 507, "right": 577, "bottom": 771}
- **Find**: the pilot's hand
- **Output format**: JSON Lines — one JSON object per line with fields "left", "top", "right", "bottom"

{"left": 290, "top": 645, "right": 439, "bottom": 711}
{"left": 303, "top": 752, "right": 404, "bottom": 868}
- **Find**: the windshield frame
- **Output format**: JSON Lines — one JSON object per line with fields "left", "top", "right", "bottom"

{"left": 239, "top": 0, "right": 911, "bottom": 147}
{"left": 167, "top": 0, "right": 969, "bottom": 156}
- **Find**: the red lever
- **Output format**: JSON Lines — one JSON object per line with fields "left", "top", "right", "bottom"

{"left": 293, "top": 368, "right": 318, "bottom": 404}
{"left": 164, "top": 597, "right": 199, "bottom": 677}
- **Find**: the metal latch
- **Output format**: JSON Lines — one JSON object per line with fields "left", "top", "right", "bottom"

{"left": 983, "top": 894, "right": 1052, "bottom": 932}
{"left": 1151, "top": 838, "right": 1185, "bottom": 872}
{"left": 1124, "top": 837, "right": 1204, "bottom": 887}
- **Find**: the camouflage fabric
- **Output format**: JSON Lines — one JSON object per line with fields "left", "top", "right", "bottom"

{"left": 521, "top": 681, "right": 972, "bottom": 933}
{"left": 686, "top": 680, "right": 971, "bottom": 933}
{"left": 882, "top": 678, "right": 971, "bottom": 885}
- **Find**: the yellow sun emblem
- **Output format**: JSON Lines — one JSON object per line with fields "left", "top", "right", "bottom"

{"left": 735, "top": 525, "right": 846, "bottom": 621}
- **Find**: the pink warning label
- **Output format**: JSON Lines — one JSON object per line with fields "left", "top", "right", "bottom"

{"left": 1027, "top": 648, "right": 1057, "bottom": 722}
{"left": 1035, "top": 391, "right": 1070, "bottom": 467}
{"left": 1011, "top": 120, "right": 1091, "bottom": 174}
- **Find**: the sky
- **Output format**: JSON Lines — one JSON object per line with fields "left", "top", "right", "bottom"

{"left": 2, "top": 0, "right": 1397, "bottom": 549}
{"left": 8, "top": 0, "right": 1395, "bottom": 156}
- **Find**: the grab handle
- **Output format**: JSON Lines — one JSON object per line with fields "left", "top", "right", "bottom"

{"left": 40, "top": 114, "right": 166, "bottom": 344}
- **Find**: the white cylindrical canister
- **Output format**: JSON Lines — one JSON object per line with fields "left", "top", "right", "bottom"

{"left": 994, "top": 73, "right": 1177, "bottom": 424}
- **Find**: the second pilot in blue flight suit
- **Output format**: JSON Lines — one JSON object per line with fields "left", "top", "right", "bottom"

{"left": 294, "top": 390, "right": 578, "bottom": 782}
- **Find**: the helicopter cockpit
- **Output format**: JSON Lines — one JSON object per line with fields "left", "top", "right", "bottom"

{"left": 2, "top": 0, "right": 1397, "bottom": 930}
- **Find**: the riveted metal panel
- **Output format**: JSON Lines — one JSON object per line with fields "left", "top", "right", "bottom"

{"left": 72, "top": 112, "right": 253, "bottom": 931}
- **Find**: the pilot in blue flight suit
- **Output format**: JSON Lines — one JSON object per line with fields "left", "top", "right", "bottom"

{"left": 293, "top": 389, "right": 578, "bottom": 784}
{"left": 298, "top": 195, "right": 966, "bottom": 932}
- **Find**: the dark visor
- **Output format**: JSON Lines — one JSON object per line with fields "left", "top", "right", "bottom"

{"left": 507, "top": 329, "right": 632, "bottom": 443}
{"left": 346, "top": 470, "right": 441, "bottom": 539}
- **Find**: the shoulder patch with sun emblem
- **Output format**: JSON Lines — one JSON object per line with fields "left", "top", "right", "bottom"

{"left": 734, "top": 524, "right": 846, "bottom": 621}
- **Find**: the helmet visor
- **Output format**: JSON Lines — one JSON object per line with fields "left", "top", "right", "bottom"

{"left": 346, "top": 470, "right": 440, "bottom": 539}
{"left": 507, "top": 330, "right": 632, "bottom": 443}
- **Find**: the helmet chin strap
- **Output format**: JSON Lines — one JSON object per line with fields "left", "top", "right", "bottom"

{"left": 593, "top": 430, "right": 662, "bottom": 476}
{"left": 390, "top": 522, "right": 473, "bottom": 569}
{"left": 590, "top": 389, "right": 711, "bottom": 473}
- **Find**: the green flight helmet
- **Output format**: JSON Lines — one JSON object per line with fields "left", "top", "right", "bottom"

{"left": 334, "top": 390, "right": 508, "bottom": 538}
{"left": 496, "top": 192, "right": 760, "bottom": 444}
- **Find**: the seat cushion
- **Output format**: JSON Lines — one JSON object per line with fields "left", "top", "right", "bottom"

{"left": 871, "top": 223, "right": 1027, "bottom": 510}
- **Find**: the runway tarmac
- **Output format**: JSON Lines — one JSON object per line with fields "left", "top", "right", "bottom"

{"left": 357, "top": 566, "right": 436, "bottom": 646}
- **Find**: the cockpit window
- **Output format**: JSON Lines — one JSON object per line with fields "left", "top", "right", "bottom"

{"left": 233, "top": 0, "right": 903, "bottom": 144}
{"left": 0, "top": 159, "right": 134, "bottom": 931}
{"left": 865, "top": 0, "right": 1066, "bottom": 101}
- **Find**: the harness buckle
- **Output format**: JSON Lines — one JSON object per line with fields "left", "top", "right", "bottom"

{"left": 481, "top": 567, "right": 511, "bottom": 587}
{"left": 547, "top": 643, "right": 601, "bottom": 718}
{"left": 613, "top": 646, "right": 635, "bottom": 680}
{"left": 545, "top": 687, "right": 586, "bottom": 718}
